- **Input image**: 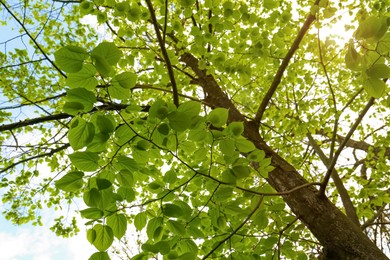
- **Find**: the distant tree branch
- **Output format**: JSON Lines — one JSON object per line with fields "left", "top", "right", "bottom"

{"left": 0, "top": 93, "right": 66, "bottom": 110}
{"left": 0, "top": 113, "right": 71, "bottom": 132}
{"left": 0, "top": 58, "right": 47, "bottom": 69}
{"left": 254, "top": 1, "right": 319, "bottom": 125}
{"left": 145, "top": 0, "right": 180, "bottom": 107}
{"left": 319, "top": 98, "right": 375, "bottom": 198}
{"left": 0, "top": 0, "right": 67, "bottom": 78}
{"left": 0, "top": 143, "right": 70, "bottom": 174}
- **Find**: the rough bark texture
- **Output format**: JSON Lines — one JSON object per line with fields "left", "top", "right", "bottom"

{"left": 244, "top": 122, "right": 388, "bottom": 260}
{"left": 180, "top": 52, "right": 389, "bottom": 259}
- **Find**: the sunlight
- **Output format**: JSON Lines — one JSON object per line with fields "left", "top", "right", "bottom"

{"left": 318, "top": 9, "right": 356, "bottom": 47}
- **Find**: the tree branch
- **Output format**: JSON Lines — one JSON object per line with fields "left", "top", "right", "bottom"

{"left": 307, "top": 133, "right": 360, "bottom": 226}
{"left": 145, "top": 0, "right": 180, "bottom": 107}
{"left": 319, "top": 97, "right": 375, "bottom": 197}
{"left": 254, "top": 1, "right": 318, "bottom": 125}
{"left": 0, "top": 144, "right": 70, "bottom": 174}
{"left": 0, "top": 0, "right": 67, "bottom": 78}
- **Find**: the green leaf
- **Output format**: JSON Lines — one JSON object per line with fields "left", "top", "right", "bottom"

{"left": 134, "top": 212, "right": 147, "bottom": 231}
{"left": 63, "top": 102, "right": 85, "bottom": 116}
{"left": 235, "top": 138, "right": 256, "bottom": 153}
{"left": 363, "top": 77, "right": 387, "bottom": 98}
{"left": 227, "top": 121, "right": 244, "bottom": 136}
{"left": 68, "top": 117, "right": 95, "bottom": 150}
{"left": 366, "top": 64, "right": 390, "bottom": 79}
{"left": 116, "top": 156, "right": 138, "bottom": 172}
{"left": 91, "top": 42, "right": 122, "bottom": 76}
{"left": 155, "top": 241, "right": 171, "bottom": 255}
{"left": 208, "top": 108, "right": 229, "bottom": 127}
{"left": 92, "top": 42, "right": 122, "bottom": 65}
{"left": 345, "top": 42, "right": 361, "bottom": 71}
{"left": 168, "top": 111, "right": 192, "bottom": 132}
{"left": 177, "top": 101, "right": 201, "bottom": 119}
{"left": 89, "top": 252, "right": 110, "bottom": 260}
{"left": 92, "top": 224, "right": 114, "bottom": 251}
{"left": 87, "top": 228, "right": 97, "bottom": 244}
{"left": 117, "top": 187, "right": 136, "bottom": 202}
{"left": 106, "top": 213, "right": 127, "bottom": 239}
{"left": 55, "top": 171, "right": 84, "bottom": 192}
{"left": 66, "top": 88, "right": 96, "bottom": 112}
{"left": 84, "top": 188, "right": 102, "bottom": 207}
{"left": 232, "top": 165, "right": 251, "bottom": 179}
{"left": 69, "top": 151, "right": 100, "bottom": 172}
{"left": 177, "top": 239, "right": 198, "bottom": 255}
{"left": 116, "top": 169, "right": 134, "bottom": 187}
{"left": 96, "top": 178, "right": 112, "bottom": 190}
{"left": 146, "top": 217, "right": 163, "bottom": 239}
{"left": 378, "top": 33, "right": 390, "bottom": 55}
{"left": 162, "top": 203, "right": 184, "bottom": 218}
{"left": 167, "top": 219, "right": 186, "bottom": 235}
{"left": 96, "top": 115, "right": 115, "bottom": 134}
{"left": 253, "top": 210, "right": 269, "bottom": 229}
{"left": 108, "top": 84, "right": 131, "bottom": 100}
{"left": 115, "top": 124, "right": 136, "bottom": 145}
{"left": 80, "top": 208, "right": 104, "bottom": 219}
{"left": 66, "top": 64, "right": 98, "bottom": 90}
{"left": 113, "top": 72, "right": 137, "bottom": 88}
{"left": 54, "top": 45, "right": 88, "bottom": 73}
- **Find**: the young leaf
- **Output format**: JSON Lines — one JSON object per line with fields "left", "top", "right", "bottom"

{"left": 146, "top": 217, "right": 163, "bottom": 239}
{"left": 54, "top": 45, "right": 88, "bottom": 73}
{"left": 134, "top": 212, "right": 147, "bottom": 231}
{"left": 227, "top": 121, "right": 244, "bottom": 137}
{"left": 66, "top": 64, "right": 98, "bottom": 90}
{"left": 116, "top": 169, "right": 134, "bottom": 188}
{"left": 363, "top": 77, "right": 387, "bottom": 98}
{"left": 80, "top": 208, "right": 104, "bottom": 219}
{"left": 235, "top": 138, "right": 256, "bottom": 153}
{"left": 87, "top": 228, "right": 97, "bottom": 244}
{"left": 88, "top": 252, "right": 110, "bottom": 260}
{"left": 69, "top": 151, "right": 100, "bottom": 172}
{"left": 91, "top": 42, "right": 122, "bottom": 66}
{"left": 208, "top": 108, "right": 229, "bottom": 127}
{"left": 92, "top": 224, "right": 114, "bottom": 251}
{"left": 84, "top": 188, "right": 102, "bottom": 207}
{"left": 345, "top": 42, "right": 361, "bottom": 71}
{"left": 55, "top": 171, "right": 84, "bottom": 192}
{"left": 168, "top": 111, "right": 192, "bottom": 132}
{"left": 167, "top": 219, "right": 186, "bottom": 235}
{"left": 106, "top": 213, "right": 127, "bottom": 239}
{"left": 366, "top": 64, "right": 390, "bottom": 79}
{"left": 66, "top": 88, "right": 96, "bottom": 112}
{"left": 113, "top": 71, "right": 137, "bottom": 88}
{"left": 162, "top": 203, "right": 184, "bottom": 218}
{"left": 68, "top": 118, "right": 95, "bottom": 150}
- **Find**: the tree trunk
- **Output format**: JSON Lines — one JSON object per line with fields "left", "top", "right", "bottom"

{"left": 244, "top": 121, "right": 389, "bottom": 260}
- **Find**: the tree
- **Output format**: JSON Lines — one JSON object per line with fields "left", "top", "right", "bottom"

{"left": 0, "top": 0, "right": 390, "bottom": 258}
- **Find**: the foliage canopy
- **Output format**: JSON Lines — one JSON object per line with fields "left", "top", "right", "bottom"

{"left": 1, "top": 0, "right": 390, "bottom": 259}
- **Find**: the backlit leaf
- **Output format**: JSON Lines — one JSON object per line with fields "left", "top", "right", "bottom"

{"left": 55, "top": 171, "right": 84, "bottom": 192}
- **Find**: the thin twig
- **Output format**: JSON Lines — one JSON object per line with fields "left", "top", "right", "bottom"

{"left": 0, "top": 0, "right": 67, "bottom": 78}
{"left": 202, "top": 196, "right": 264, "bottom": 259}
{"left": 319, "top": 97, "right": 375, "bottom": 197}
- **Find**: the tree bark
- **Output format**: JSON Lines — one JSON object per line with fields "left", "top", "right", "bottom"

{"left": 244, "top": 121, "right": 388, "bottom": 260}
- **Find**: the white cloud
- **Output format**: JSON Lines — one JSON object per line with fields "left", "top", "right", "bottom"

{"left": 0, "top": 216, "right": 95, "bottom": 260}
